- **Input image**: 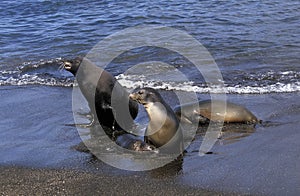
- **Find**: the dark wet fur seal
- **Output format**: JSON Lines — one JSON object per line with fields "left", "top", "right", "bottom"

{"left": 130, "top": 87, "right": 183, "bottom": 154}
{"left": 115, "top": 133, "right": 156, "bottom": 151}
{"left": 63, "top": 57, "right": 139, "bottom": 130}
{"left": 174, "top": 100, "right": 260, "bottom": 124}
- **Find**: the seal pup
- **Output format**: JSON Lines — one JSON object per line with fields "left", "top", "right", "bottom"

{"left": 130, "top": 87, "right": 184, "bottom": 154}
{"left": 63, "top": 57, "right": 139, "bottom": 130}
{"left": 115, "top": 133, "right": 157, "bottom": 151}
{"left": 174, "top": 100, "right": 260, "bottom": 124}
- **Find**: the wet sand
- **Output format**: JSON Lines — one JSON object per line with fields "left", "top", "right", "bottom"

{"left": 0, "top": 85, "right": 299, "bottom": 195}
{"left": 0, "top": 166, "right": 219, "bottom": 195}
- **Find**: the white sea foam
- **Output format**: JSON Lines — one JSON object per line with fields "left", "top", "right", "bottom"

{"left": 0, "top": 69, "right": 299, "bottom": 94}
{"left": 0, "top": 74, "right": 73, "bottom": 87}
{"left": 116, "top": 73, "right": 300, "bottom": 94}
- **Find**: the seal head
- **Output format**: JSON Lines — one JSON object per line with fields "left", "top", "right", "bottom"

{"left": 63, "top": 57, "right": 82, "bottom": 76}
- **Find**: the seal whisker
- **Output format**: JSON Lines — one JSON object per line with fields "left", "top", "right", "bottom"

{"left": 58, "top": 61, "right": 65, "bottom": 72}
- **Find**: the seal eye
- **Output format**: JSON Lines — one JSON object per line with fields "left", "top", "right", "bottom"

{"left": 138, "top": 90, "right": 144, "bottom": 95}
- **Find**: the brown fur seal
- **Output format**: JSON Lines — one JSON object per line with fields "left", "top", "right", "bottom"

{"left": 174, "top": 100, "right": 259, "bottom": 124}
{"left": 63, "top": 57, "right": 138, "bottom": 130}
{"left": 115, "top": 133, "right": 156, "bottom": 151}
{"left": 129, "top": 87, "right": 183, "bottom": 154}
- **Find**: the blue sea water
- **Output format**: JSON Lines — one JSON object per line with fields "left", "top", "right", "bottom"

{"left": 0, "top": 0, "right": 299, "bottom": 92}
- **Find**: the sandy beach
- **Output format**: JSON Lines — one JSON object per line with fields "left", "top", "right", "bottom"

{"left": 0, "top": 166, "right": 220, "bottom": 195}
{"left": 0, "top": 85, "right": 299, "bottom": 195}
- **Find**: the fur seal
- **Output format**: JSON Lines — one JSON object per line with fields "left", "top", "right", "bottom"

{"left": 174, "top": 100, "right": 259, "bottom": 124}
{"left": 115, "top": 133, "right": 156, "bottom": 151}
{"left": 129, "top": 87, "right": 183, "bottom": 154}
{"left": 63, "top": 57, "right": 138, "bottom": 130}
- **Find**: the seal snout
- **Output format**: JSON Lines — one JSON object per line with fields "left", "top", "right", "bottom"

{"left": 129, "top": 89, "right": 145, "bottom": 104}
{"left": 129, "top": 92, "right": 138, "bottom": 102}
{"left": 63, "top": 61, "right": 72, "bottom": 70}
{"left": 61, "top": 57, "right": 83, "bottom": 75}
{"left": 130, "top": 88, "right": 161, "bottom": 106}
{"left": 133, "top": 141, "right": 157, "bottom": 152}
{"left": 129, "top": 92, "right": 136, "bottom": 100}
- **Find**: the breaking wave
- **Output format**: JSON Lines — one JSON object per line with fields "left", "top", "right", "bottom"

{"left": 0, "top": 58, "right": 299, "bottom": 94}
{"left": 116, "top": 73, "right": 300, "bottom": 94}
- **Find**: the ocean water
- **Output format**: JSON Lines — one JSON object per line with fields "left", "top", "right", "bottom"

{"left": 0, "top": 0, "right": 299, "bottom": 93}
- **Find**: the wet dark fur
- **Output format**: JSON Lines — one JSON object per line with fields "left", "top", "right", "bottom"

{"left": 63, "top": 57, "right": 138, "bottom": 131}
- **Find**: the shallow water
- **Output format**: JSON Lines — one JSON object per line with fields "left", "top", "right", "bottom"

{"left": 0, "top": 86, "right": 86, "bottom": 168}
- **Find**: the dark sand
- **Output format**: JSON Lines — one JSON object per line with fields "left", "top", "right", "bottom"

{"left": 0, "top": 166, "right": 219, "bottom": 195}
{"left": 1, "top": 85, "right": 299, "bottom": 195}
